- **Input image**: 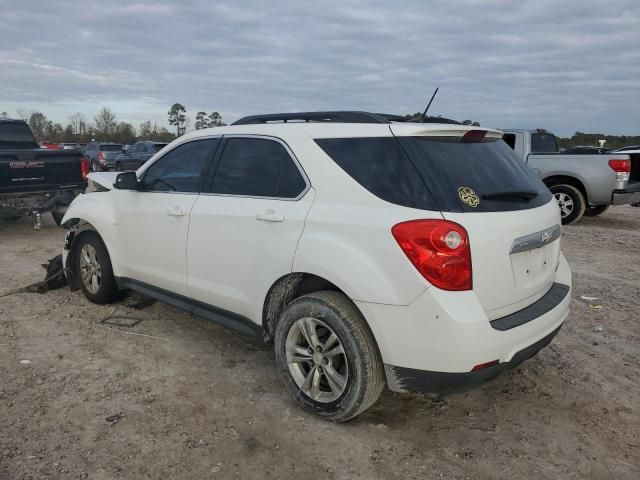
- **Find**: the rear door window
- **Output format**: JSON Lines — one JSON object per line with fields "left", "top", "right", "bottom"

{"left": 210, "top": 137, "right": 306, "bottom": 198}
{"left": 531, "top": 133, "right": 559, "bottom": 153}
{"left": 315, "top": 137, "right": 436, "bottom": 210}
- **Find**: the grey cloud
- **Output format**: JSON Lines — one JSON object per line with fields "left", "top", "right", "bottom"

{"left": 0, "top": 0, "right": 638, "bottom": 135}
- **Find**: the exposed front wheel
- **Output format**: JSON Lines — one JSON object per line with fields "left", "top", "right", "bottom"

{"left": 583, "top": 205, "right": 609, "bottom": 217}
{"left": 549, "top": 184, "right": 586, "bottom": 225}
{"left": 274, "top": 291, "right": 385, "bottom": 422}
{"left": 74, "top": 232, "right": 121, "bottom": 304}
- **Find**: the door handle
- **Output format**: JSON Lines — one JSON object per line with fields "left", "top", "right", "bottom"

{"left": 256, "top": 211, "right": 284, "bottom": 222}
{"left": 167, "top": 206, "right": 186, "bottom": 217}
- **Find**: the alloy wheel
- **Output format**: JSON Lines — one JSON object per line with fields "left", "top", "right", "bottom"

{"left": 554, "top": 192, "right": 574, "bottom": 218}
{"left": 286, "top": 317, "right": 349, "bottom": 403}
{"left": 79, "top": 244, "right": 102, "bottom": 294}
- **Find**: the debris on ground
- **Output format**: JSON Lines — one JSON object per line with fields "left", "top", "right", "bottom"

{"left": 589, "top": 304, "right": 603, "bottom": 310}
{"left": 593, "top": 325, "right": 604, "bottom": 333}
{"left": 105, "top": 413, "right": 124, "bottom": 424}
{"left": 19, "top": 359, "right": 31, "bottom": 365}
{"left": 0, "top": 254, "right": 67, "bottom": 298}
{"left": 580, "top": 295, "right": 599, "bottom": 302}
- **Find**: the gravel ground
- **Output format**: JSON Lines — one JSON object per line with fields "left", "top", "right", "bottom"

{"left": 1, "top": 207, "right": 639, "bottom": 480}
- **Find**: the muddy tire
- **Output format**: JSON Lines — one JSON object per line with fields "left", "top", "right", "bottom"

{"left": 274, "top": 290, "right": 385, "bottom": 422}
{"left": 73, "top": 232, "right": 120, "bottom": 304}
{"left": 584, "top": 205, "right": 609, "bottom": 217}
{"left": 549, "top": 184, "right": 586, "bottom": 225}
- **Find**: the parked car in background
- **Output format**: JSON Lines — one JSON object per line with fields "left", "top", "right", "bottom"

{"left": 502, "top": 129, "right": 640, "bottom": 223}
{"left": 59, "top": 143, "right": 80, "bottom": 150}
{"left": 84, "top": 142, "right": 124, "bottom": 171}
{"left": 40, "top": 141, "right": 59, "bottom": 149}
{"left": 114, "top": 141, "right": 168, "bottom": 171}
{"left": 62, "top": 111, "right": 571, "bottom": 421}
{"left": 0, "top": 119, "right": 88, "bottom": 226}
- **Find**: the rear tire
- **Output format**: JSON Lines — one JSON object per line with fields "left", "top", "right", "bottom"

{"left": 549, "top": 184, "right": 586, "bottom": 225}
{"left": 583, "top": 205, "right": 609, "bottom": 217}
{"left": 274, "top": 291, "right": 385, "bottom": 422}
{"left": 73, "top": 232, "right": 121, "bottom": 304}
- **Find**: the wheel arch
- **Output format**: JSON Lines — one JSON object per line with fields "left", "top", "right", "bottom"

{"left": 261, "top": 272, "right": 378, "bottom": 348}
{"left": 542, "top": 175, "right": 589, "bottom": 203}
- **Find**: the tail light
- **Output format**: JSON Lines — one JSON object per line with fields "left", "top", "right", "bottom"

{"left": 392, "top": 219, "right": 472, "bottom": 291}
{"left": 608, "top": 158, "right": 631, "bottom": 182}
{"left": 80, "top": 157, "right": 90, "bottom": 180}
{"left": 96, "top": 151, "right": 105, "bottom": 163}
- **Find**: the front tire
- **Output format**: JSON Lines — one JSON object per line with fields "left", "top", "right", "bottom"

{"left": 584, "top": 205, "right": 609, "bottom": 217}
{"left": 274, "top": 291, "right": 385, "bottom": 422}
{"left": 74, "top": 232, "right": 120, "bottom": 304}
{"left": 549, "top": 184, "right": 586, "bottom": 225}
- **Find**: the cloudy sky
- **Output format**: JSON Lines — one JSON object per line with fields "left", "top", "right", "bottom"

{"left": 0, "top": 0, "right": 638, "bottom": 136}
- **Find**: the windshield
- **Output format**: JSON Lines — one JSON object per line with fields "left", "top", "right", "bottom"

{"left": 99, "top": 144, "right": 123, "bottom": 151}
{"left": 0, "top": 122, "right": 38, "bottom": 148}
{"left": 531, "top": 133, "right": 559, "bottom": 153}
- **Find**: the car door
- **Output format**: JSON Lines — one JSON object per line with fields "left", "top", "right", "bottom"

{"left": 115, "top": 138, "right": 220, "bottom": 296}
{"left": 187, "top": 135, "right": 314, "bottom": 322}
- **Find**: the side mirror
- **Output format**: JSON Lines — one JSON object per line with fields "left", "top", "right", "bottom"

{"left": 113, "top": 171, "right": 138, "bottom": 190}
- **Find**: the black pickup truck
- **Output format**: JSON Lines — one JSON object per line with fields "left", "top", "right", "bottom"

{"left": 0, "top": 119, "right": 88, "bottom": 227}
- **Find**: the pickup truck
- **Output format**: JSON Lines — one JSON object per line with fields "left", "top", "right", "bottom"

{"left": 502, "top": 129, "right": 640, "bottom": 224}
{"left": 0, "top": 119, "right": 88, "bottom": 228}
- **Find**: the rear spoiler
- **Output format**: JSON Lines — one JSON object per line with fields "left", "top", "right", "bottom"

{"left": 390, "top": 124, "right": 504, "bottom": 139}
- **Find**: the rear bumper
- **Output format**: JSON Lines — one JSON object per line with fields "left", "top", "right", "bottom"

{"left": 384, "top": 324, "right": 562, "bottom": 393}
{"left": 611, "top": 183, "right": 640, "bottom": 205}
{"left": 355, "top": 252, "right": 571, "bottom": 393}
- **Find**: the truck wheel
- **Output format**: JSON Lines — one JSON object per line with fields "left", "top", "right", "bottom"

{"left": 549, "top": 184, "right": 586, "bottom": 225}
{"left": 584, "top": 205, "right": 609, "bottom": 217}
{"left": 51, "top": 211, "right": 65, "bottom": 226}
{"left": 73, "top": 232, "right": 121, "bottom": 304}
{"left": 115, "top": 162, "right": 122, "bottom": 171}
{"left": 274, "top": 291, "right": 385, "bottom": 422}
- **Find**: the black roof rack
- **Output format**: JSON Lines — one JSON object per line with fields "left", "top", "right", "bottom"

{"left": 232, "top": 110, "right": 463, "bottom": 126}
{"left": 232, "top": 111, "right": 391, "bottom": 125}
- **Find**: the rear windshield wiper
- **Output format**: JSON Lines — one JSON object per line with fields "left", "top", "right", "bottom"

{"left": 481, "top": 190, "right": 538, "bottom": 202}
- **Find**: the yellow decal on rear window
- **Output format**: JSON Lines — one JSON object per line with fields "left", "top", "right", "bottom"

{"left": 458, "top": 186, "right": 479, "bottom": 207}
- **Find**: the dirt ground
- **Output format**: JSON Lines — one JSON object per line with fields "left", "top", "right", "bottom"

{"left": 1, "top": 207, "right": 639, "bottom": 480}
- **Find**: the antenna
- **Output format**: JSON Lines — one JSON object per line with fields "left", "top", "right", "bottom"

{"left": 420, "top": 87, "right": 439, "bottom": 123}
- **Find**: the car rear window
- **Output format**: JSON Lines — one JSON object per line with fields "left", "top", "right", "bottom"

{"left": 0, "top": 122, "right": 38, "bottom": 148}
{"left": 531, "top": 133, "right": 559, "bottom": 153}
{"left": 99, "top": 144, "right": 123, "bottom": 151}
{"left": 316, "top": 136, "right": 552, "bottom": 213}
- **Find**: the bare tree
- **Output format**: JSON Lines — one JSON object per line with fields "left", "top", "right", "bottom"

{"left": 69, "top": 112, "right": 87, "bottom": 135}
{"left": 15, "top": 109, "right": 31, "bottom": 121}
{"left": 94, "top": 107, "right": 117, "bottom": 138}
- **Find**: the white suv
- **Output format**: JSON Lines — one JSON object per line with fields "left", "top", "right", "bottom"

{"left": 62, "top": 111, "right": 571, "bottom": 421}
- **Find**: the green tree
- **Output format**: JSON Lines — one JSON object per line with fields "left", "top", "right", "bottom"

{"left": 168, "top": 103, "right": 186, "bottom": 136}
{"left": 462, "top": 119, "right": 481, "bottom": 126}
{"left": 115, "top": 122, "right": 136, "bottom": 144}
{"left": 194, "top": 111, "right": 207, "bottom": 130}
{"left": 207, "top": 111, "right": 224, "bottom": 127}
{"left": 0, "top": 111, "right": 8, "bottom": 119}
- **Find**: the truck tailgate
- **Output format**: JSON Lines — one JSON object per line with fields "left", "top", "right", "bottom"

{"left": 0, "top": 149, "right": 85, "bottom": 194}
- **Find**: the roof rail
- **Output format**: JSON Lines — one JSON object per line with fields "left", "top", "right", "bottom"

{"left": 232, "top": 111, "right": 391, "bottom": 125}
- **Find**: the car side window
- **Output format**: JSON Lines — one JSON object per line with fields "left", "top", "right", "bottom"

{"left": 211, "top": 138, "right": 306, "bottom": 198}
{"left": 141, "top": 139, "right": 218, "bottom": 193}
{"left": 127, "top": 144, "right": 138, "bottom": 154}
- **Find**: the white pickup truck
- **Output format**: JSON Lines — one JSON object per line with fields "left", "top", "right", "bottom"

{"left": 502, "top": 129, "right": 640, "bottom": 224}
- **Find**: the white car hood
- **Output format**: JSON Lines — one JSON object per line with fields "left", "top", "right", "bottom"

{"left": 87, "top": 172, "right": 120, "bottom": 190}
